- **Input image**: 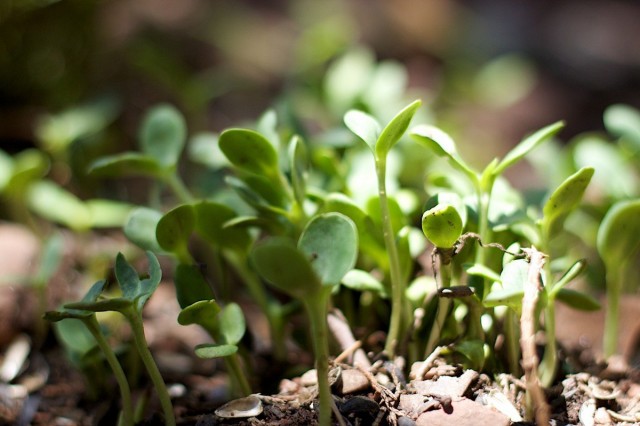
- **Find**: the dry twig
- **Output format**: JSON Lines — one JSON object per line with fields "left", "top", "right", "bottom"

{"left": 519, "top": 247, "right": 550, "bottom": 425}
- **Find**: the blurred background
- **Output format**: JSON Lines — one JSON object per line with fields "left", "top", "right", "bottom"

{"left": 1, "top": 0, "right": 639, "bottom": 173}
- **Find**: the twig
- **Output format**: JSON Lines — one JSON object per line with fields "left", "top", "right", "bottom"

{"left": 334, "top": 340, "right": 363, "bottom": 365}
{"left": 411, "top": 346, "right": 444, "bottom": 380}
{"left": 519, "top": 247, "right": 550, "bottom": 425}
{"left": 328, "top": 310, "right": 371, "bottom": 368}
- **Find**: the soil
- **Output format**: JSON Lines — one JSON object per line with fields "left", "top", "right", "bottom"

{"left": 2, "top": 222, "right": 640, "bottom": 425}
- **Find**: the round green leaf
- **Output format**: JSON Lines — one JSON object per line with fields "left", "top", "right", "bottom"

{"left": 251, "top": 237, "right": 320, "bottom": 299}
{"left": 174, "top": 264, "right": 215, "bottom": 309}
{"left": 124, "top": 207, "right": 163, "bottom": 252}
{"left": 421, "top": 204, "right": 463, "bottom": 249}
{"left": 177, "top": 299, "right": 221, "bottom": 336}
{"left": 298, "top": 212, "right": 358, "bottom": 287}
{"left": 156, "top": 204, "right": 196, "bottom": 255}
{"left": 219, "top": 303, "right": 245, "bottom": 345}
{"left": 597, "top": 199, "right": 640, "bottom": 268}
{"left": 341, "top": 269, "right": 388, "bottom": 298}
{"left": 604, "top": 104, "right": 640, "bottom": 148}
{"left": 194, "top": 201, "right": 252, "bottom": 254}
{"left": 424, "top": 192, "right": 467, "bottom": 228}
{"left": 139, "top": 104, "right": 186, "bottom": 168}
{"left": 194, "top": 343, "right": 238, "bottom": 359}
{"left": 219, "top": 129, "right": 279, "bottom": 177}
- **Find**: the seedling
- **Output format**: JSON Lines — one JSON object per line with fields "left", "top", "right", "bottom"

{"left": 44, "top": 280, "right": 134, "bottom": 426}
{"left": 62, "top": 252, "right": 176, "bottom": 426}
{"left": 251, "top": 212, "right": 358, "bottom": 426}
{"left": 344, "top": 99, "right": 422, "bottom": 356}
{"left": 421, "top": 203, "right": 463, "bottom": 355}
{"left": 178, "top": 300, "right": 252, "bottom": 397}
{"left": 411, "top": 121, "right": 565, "bottom": 341}
{"left": 597, "top": 199, "right": 640, "bottom": 357}
{"left": 89, "top": 104, "right": 194, "bottom": 204}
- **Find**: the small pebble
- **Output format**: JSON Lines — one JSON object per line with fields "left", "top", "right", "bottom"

{"left": 398, "top": 416, "right": 417, "bottom": 426}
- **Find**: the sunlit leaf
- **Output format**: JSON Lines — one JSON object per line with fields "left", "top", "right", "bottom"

{"left": 597, "top": 199, "right": 640, "bottom": 268}
{"left": 410, "top": 125, "right": 476, "bottom": 181}
{"left": 344, "top": 110, "right": 380, "bottom": 152}
{"left": 604, "top": 104, "right": 640, "bottom": 148}
{"left": 421, "top": 204, "right": 463, "bottom": 249}
{"left": 541, "top": 167, "right": 594, "bottom": 238}
{"left": 375, "top": 99, "right": 421, "bottom": 159}
{"left": 494, "top": 121, "right": 564, "bottom": 176}
{"left": 298, "top": 213, "right": 358, "bottom": 287}
{"left": 341, "top": 269, "right": 388, "bottom": 298}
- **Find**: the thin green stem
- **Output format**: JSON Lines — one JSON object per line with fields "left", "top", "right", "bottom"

{"left": 539, "top": 295, "right": 557, "bottom": 387}
{"left": 303, "top": 290, "right": 332, "bottom": 426}
{"left": 165, "top": 172, "right": 194, "bottom": 204}
{"left": 504, "top": 308, "right": 521, "bottom": 377}
{"left": 223, "top": 354, "right": 252, "bottom": 397}
{"left": 425, "top": 251, "right": 453, "bottom": 357}
{"left": 604, "top": 266, "right": 623, "bottom": 358}
{"left": 84, "top": 316, "right": 134, "bottom": 426}
{"left": 225, "top": 252, "right": 287, "bottom": 360}
{"left": 468, "top": 187, "right": 490, "bottom": 341}
{"left": 376, "top": 159, "right": 406, "bottom": 357}
{"left": 125, "top": 309, "right": 175, "bottom": 426}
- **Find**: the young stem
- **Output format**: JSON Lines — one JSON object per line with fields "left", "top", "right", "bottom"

{"left": 125, "top": 309, "right": 176, "bottom": 426}
{"left": 223, "top": 354, "right": 252, "bottom": 397}
{"left": 504, "top": 308, "right": 521, "bottom": 377}
{"left": 165, "top": 172, "right": 194, "bottom": 204}
{"left": 376, "top": 159, "right": 406, "bottom": 357}
{"left": 539, "top": 293, "right": 557, "bottom": 387}
{"left": 84, "top": 316, "right": 134, "bottom": 426}
{"left": 468, "top": 187, "right": 490, "bottom": 341}
{"left": 604, "top": 266, "right": 623, "bottom": 358}
{"left": 303, "top": 289, "right": 333, "bottom": 426}
{"left": 225, "top": 252, "right": 287, "bottom": 360}
{"left": 424, "top": 250, "right": 453, "bottom": 357}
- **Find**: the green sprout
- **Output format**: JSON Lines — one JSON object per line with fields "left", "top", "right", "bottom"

{"left": 344, "top": 99, "right": 422, "bottom": 356}
{"left": 251, "top": 212, "right": 358, "bottom": 426}
{"left": 597, "top": 199, "right": 640, "bottom": 358}
{"left": 63, "top": 252, "right": 176, "bottom": 426}
{"left": 45, "top": 280, "right": 134, "bottom": 426}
